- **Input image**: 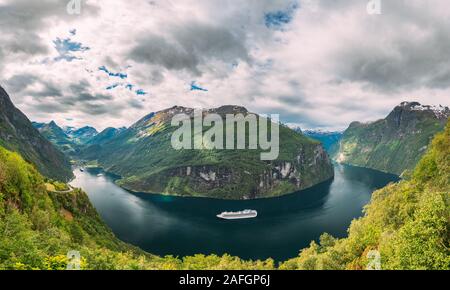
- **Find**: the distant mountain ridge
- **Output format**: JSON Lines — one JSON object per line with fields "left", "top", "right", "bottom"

{"left": 32, "top": 121, "right": 128, "bottom": 156}
{"left": 67, "top": 126, "right": 98, "bottom": 144}
{"left": 0, "top": 86, "right": 73, "bottom": 181}
{"left": 334, "top": 101, "right": 450, "bottom": 175}
{"left": 86, "top": 127, "right": 126, "bottom": 145}
{"left": 298, "top": 129, "right": 343, "bottom": 154}
{"left": 80, "top": 105, "right": 334, "bottom": 200}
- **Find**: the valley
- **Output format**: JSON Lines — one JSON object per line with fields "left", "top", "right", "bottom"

{"left": 0, "top": 85, "right": 448, "bottom": 270}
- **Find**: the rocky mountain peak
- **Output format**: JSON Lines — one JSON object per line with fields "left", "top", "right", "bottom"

{"left": 48, "top": 120, "right": 61, "bottom": 129}
{"left": 208, "top": 105, "right": 249, "bottom": 115}
{"left": 387, "top": 101, "right": 450, "bottom": 127}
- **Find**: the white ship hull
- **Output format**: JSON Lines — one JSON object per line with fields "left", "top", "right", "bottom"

{"left": 217, "top": 210, "right": 258, "bottom": 220}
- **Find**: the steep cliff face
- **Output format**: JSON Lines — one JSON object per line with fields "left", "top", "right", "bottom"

{"left": 0, "top": 86, "right": 73, "bottom": 181}
{"left": 117, "top": 142, "right": 333, "bottom": 199}
{"left": 334, "top": 102, "right": 449, "bottom": 175}
{"left": 83, "top": 106, "right": 334, "bottom": 199}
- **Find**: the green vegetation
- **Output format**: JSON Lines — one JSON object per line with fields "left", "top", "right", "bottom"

{"left": 302, "top": 130, "right": 343, "bottom": 155}
{"left": 1, "top": 119, "right": 449, "bottom": 270}
{"left": 0, "top": 145, "right": 276, "bottom": 270}
{"left": 0, "top": 87, "right": 73, "bottom": 181}
{"left": 33, "top": 121, "right": 81, "bottom": 156}
{"left": 335, "top": 102, "right": 449, "bottom": 175}
{"left": 80, "top": 107, "right": 334, "bottom": 199}
{"left": 280, "top": 120, "right": 450, "bottom": 270}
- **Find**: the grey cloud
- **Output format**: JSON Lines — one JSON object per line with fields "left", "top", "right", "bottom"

{"left": 68, "top": 80, "right": 112, "bottom": 103}
{"left": 7, "top": 74, "right": 114, "bottom": 115}
{"left": 129, "top": 22, "right": 250, "bottom": 75}
{"left": 79, "top": 103, "right": 123, "bottom": 116}
{"left": 30, "top": 95, "right": 122, "bottom": 116}
{"left": 278, "top": 95, "right": 313, "bottom": 108}
{"left": 128, "top": 99, "right": 144, "bottom": 109}
{"left": 69, "top": 80, "right": 91, "bottom": 95}
{"left": 31, "top": 83, "right": 63, "bottom": 98}
{"left": 33, "top": 102, "right": 68, "bottom": 114}
{"left": 5, "top": 74, "right": 38, "bottom": 93}
{"left": 148, "top": 70, "right": 165, "bottom": 86}
{"left": 76, "top": 93, "right": 112, "bottom": 102}
{"left": 332, "top": 1, "right": 450, "bottom": 92}
{"left": 257, "top": 105, "right": 325, "bottom": 129}
{"left": 103, "top": 56, "right": 122, "bottom": 72}
{"left": 6, "top": 74, "right": 62, "bottom": 99}
{"left": 0, "top": 0, "right": 98, "bottom": 67}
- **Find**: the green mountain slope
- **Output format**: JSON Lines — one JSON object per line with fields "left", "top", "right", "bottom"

{"left": 281, "top": 119, "right": 450, "bottom": 270}
{"left": 86, "top": 127, "right": 125, "bottom": 146}
{"left": 68, "top": 126, "right": 98, "bottom": 145}
{"left": 302, "top": 130, "right": 343, "bottom": 155}
{"left": 33, "top": 121, "right": 80, "bottom": 156}
{"left": 0, "top": 145, "right": 275, "bottom": 270}
{"left": 0, "top": 87, "right": 73, "bottom": 181}
{"left": 81, "top": 106, "right": 334, "bottom": 199}
{"left": 334, "top": 102, "right": 449, "bottom": 175}
{"left": 33, "top": 122, "right": 103, "bottom": 156}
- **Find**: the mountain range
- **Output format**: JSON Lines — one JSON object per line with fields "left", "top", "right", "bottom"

{"left": 80, "top": 106, "right": 334, "bottom": 199}
{"left": 32, "top": 121, "right": 125, "bottom": 156}
{"left": 66, "top": 126, "right": 98, "bottom": 145}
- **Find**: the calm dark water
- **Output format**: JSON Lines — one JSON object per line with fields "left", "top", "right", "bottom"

{"left": 70, "top": 165, "right": 398, "bottom": 262}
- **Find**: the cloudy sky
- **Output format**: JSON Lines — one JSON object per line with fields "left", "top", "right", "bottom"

{"left": 1, "top": 0, "right": 449, "bottom": 131}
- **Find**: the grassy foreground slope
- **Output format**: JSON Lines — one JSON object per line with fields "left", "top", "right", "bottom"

{"left": 0, "top": 145, "right": 274, "bottom": 270}
{"left": 281, "top": 120, "right": 450, "bottom": 270}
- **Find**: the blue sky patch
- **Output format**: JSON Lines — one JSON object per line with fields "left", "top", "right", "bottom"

{"left": 53, "top": 37, "right": 90, "bottom": 62}
{"left": 190, "top": 81, "right": 208, "bottom": 92}
{"left": 106, "top": 83, "right": 120, "bottom": 90}
{"left": 104, "top": 82, "right": 147, "bottom": 96}
{"left": 99, "top": 66, "right": 128, "bottom": 79}
{"left": 265, "top": 2, "right": 298, "bottom": 30}
{"left": 135, "top": 89, "right": 147, "bottom": 95}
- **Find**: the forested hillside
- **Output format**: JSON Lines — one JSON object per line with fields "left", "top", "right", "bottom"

{"left": 80, "top": 106, "right": 334, "bottom": 200}
{"left": 335, "top": 102, "right": 449, "bottom": 175}
{"left": 0, "top": 145, "right": 274, "bottom": 270}
{"left": 281, "top": 120, "right": 450, "bottom": 270}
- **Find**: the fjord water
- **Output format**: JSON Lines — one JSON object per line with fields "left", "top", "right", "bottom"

{"left": 71, "top": 165, "right": 399, "bottom": 262}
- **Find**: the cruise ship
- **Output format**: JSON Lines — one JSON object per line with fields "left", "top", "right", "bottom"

{"left": 217, "top": 210, "right": 258, "bottom": 220}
